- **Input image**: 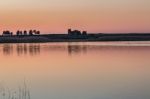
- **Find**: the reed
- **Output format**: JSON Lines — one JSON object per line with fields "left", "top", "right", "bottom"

{"left": 0, "top": 81, "right": 30, "bottom": 99}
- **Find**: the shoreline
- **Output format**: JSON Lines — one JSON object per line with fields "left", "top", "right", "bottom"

{"left": 1, "top": 33, "right": 150, "bottom": 43}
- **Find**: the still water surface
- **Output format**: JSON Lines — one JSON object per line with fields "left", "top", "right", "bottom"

{"left": 0, "top": 42, "right": 150, "bottom": 99}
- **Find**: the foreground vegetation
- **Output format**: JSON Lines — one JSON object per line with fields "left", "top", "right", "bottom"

{"left": 0, "top": 81, "right": 30, "bottom": 99}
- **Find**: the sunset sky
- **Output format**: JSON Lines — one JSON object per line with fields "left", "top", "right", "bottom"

{"left": 0, "top": 0, "right": 150, "bottom": 33}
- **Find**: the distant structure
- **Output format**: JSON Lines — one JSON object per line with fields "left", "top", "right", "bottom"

{"left": 68, "top": 29, "right": 87, "bottom": 35}
{"left": 68, "top": 29, "right": 81, "bottom": 35}
{"left": 82, "top": 31, "right": 87, "bottom": 35}
{"left": 2, "top": 30, "right": 13, "bottom": 36}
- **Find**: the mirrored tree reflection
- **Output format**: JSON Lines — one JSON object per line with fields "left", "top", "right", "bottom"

{"left": 2, "top": 44, "right": 41, "bottom": 56}
{"left": 0, "top": 43, "right": 114, "bottom": 56}
{"left": 2, "top": 43, "right": 90, "bottom": 56}
{"left": 67, "top": 44, "right": 87, "bottom": 55}
{"left": 3, "top": 44, "right": 13, "bottom": 55}
{"left": 16, "top": 44, "right": 40, "bottom": 56}
{"left": 2, "top": 42, "right": 144, "bottom": 56}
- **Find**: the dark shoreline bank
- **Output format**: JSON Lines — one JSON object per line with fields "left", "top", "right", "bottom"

{"left": 1, "top": 33, "right": 150, "bottom": 43}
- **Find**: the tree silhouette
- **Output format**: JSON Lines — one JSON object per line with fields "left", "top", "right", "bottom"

{"left": 29, "top": 30, "right": 33, "bottom": 36}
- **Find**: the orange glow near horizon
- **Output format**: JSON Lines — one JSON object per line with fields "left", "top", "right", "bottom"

{"left": 0, "top": 0, "right": 150, "bottom": 34}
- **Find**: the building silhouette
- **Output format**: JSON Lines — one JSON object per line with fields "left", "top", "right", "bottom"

{"left": 68, "top": 29, "right": 82, "bottom": 35}
{"left": 82, "top": 31, "right": 87, "bottom": 35}
{"left": 68, "top": 29, "right": 87, "bottom": 36}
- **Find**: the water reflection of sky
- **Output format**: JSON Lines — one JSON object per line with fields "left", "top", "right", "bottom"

{"left": 1, "top": 42, "right": 150, "bottom": 56}
{"left": 0, "top": 42, "right": 150, "bottom": 99}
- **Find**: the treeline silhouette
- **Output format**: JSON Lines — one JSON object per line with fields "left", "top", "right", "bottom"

{"left": 2, "top": 30, "right": 40, "bottom": 36}
{"left": 2, "top": 43, "right": 150, "bottom": 56}
{"left": 3, "top": 44, "right": 40, "bottom": 56}
{"left": 1, "top": 28, "right": 150, "bottom": 43}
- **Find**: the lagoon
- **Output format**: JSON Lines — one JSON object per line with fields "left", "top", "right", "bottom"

{"left": 0, "top": 42, "right": 150, "bottom": 99}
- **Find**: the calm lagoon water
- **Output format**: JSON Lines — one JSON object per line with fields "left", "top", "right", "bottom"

{"left": 0, "top": 42, "right": 150, "bottom": 99}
